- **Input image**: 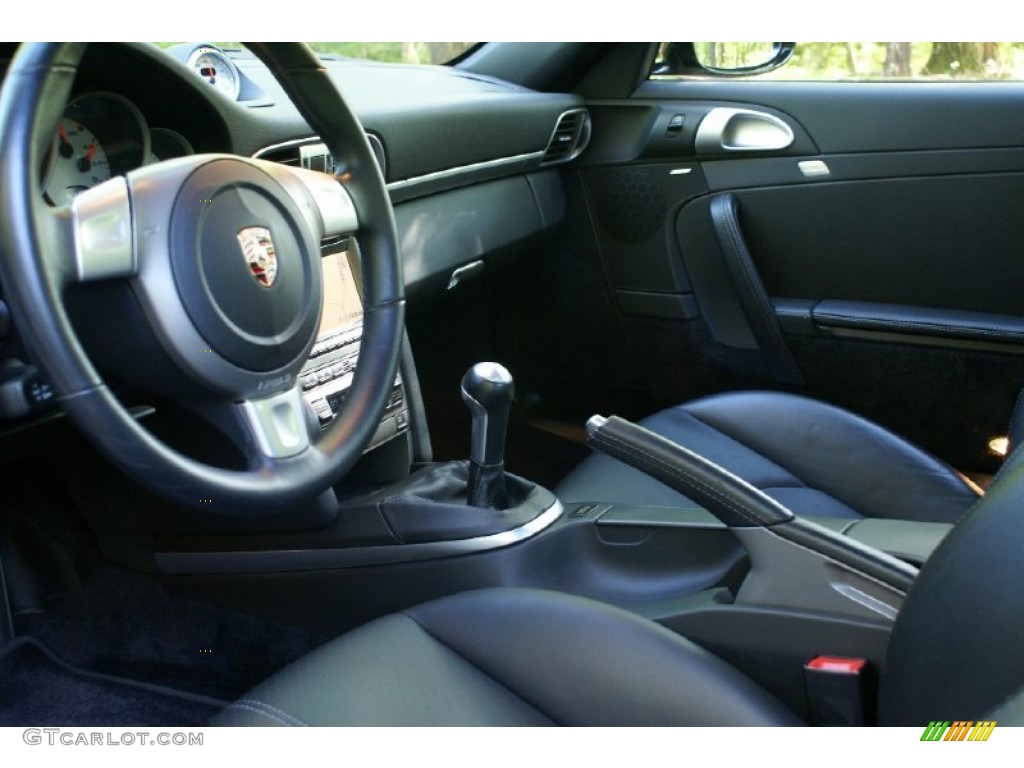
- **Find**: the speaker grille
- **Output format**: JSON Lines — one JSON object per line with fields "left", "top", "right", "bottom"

{"left": 595, "top": 168, "right": 666, "bottom": 244}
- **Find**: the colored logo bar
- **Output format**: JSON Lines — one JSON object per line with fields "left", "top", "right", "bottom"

{"left": 920, "top": 721, "right": 996, "bottom": 741}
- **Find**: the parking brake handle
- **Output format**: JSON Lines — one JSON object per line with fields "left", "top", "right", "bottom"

{"left": 585, "top": 414, "right": 794, "bottom": 529}
{"left": 461, "top": 362, "right": 513, "bottom": 509}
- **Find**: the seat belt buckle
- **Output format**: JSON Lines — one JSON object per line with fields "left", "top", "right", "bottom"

{"left": 803, "top": 655, "right": 870, "bottom": 726}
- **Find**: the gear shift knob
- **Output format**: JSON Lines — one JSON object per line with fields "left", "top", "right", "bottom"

{"left": 461, "top": 362, "right": 513, "bottom": 508}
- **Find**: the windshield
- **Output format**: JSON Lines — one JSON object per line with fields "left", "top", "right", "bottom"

{"left": 309, "top": 42, "right": 477, "bottom": 65}
{"left": 158, "top": 43, "right": 477, "bottom": 66}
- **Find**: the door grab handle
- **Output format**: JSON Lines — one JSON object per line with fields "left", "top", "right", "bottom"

{"left": 709, "top": 193, "right": 805, "bottom": 386}
{"left": 695, "top": 108, "right": 794, "bottom": 153}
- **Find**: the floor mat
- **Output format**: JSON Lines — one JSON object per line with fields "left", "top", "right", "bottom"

{"left": 0, "top": 638, "right": 225, "bottom": 726}
{"left": 14, "top": 556, "right": 330, "bottom": 701}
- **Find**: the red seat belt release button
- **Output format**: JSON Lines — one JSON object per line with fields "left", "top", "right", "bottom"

{"left": 804, "top": 655, "right": 870, "bottom": 726}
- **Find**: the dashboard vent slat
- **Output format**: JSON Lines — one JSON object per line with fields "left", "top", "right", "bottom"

{"left": 542, "top": 109, "right": 591, "bottom": 166}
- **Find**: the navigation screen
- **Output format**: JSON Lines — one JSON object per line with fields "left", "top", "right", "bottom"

{"left": 319, "top": 248, "right": 363, "bottom": 337}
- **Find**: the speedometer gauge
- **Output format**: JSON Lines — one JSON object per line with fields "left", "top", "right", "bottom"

{"left": 42, "top": 92, "right": 149, "bottom": 207}
{"left": 45, "top": 119, "right": 111, "bottom": 205}
{"left": 187, "top": 46, "right": 241, "bottom": 100}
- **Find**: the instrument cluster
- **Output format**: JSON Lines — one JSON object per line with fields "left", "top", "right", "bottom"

{"left": 43, "top": 92, "right": 195, "bottom": 206}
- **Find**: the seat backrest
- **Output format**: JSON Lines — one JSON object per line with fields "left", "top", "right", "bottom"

{"left": 878, "top": 442, "right": 1024, "bottom": 725}
{"left": 1007, "top": 388, "right": 1024, "bottom": 455}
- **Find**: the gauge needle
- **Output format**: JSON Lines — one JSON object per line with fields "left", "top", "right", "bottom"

{"left": 77, "top": 142, "right": 96, "bottom": 173}
{"left": 57, "top": 122, "right": 73, "bottom": 158}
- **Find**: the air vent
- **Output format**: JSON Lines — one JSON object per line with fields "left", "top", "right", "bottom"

{"left": 255, "top": 144, "right": 300, "bottom": 166}
{"left": 253, "top": 134, "right": 387, "bottom": 179}
{"left": 542, "top": 109, "right": 591, "bottom": 166}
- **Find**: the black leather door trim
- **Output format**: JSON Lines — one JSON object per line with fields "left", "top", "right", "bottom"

{"left": 813, "top": 300, "right": 1024, "bottom": 346}
{"left": 635, "top": 80, "right": 1024, "bottom": 154}
{"left": 773, "top": 298, "right": 1024, "bottom": 356}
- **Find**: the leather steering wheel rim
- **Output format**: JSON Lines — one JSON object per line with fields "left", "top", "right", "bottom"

{"left": 0, "top": 43, "right": 405, "bottom": 514}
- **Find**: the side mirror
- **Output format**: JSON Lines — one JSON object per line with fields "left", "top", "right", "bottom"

{"left": 654, "top": 42, "right": 796, "bottom": 77}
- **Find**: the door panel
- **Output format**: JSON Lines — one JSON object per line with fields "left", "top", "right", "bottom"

{"left": 569, "top": 80, "right": 1024, "bottom": 472}
{"left": 707, "top": 172, "right": 1024, "bottom": 314}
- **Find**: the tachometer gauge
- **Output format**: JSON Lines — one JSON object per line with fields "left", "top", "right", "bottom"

{"left": 45, "top": 119, "right": 111, "bottom": 205}
{"left": 187, "top": 46, "right": 241, "bottom": 100}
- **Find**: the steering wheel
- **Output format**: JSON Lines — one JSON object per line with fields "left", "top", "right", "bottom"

{"left": 0, "top": 43, "right": 405, "bottom": 514}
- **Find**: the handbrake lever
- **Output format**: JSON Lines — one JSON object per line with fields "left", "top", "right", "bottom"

{"left": 585, "top": 414, "right": 917, "bottom": 614}
{"left": 585, "top": 414, "right": 793, "bottom": 528}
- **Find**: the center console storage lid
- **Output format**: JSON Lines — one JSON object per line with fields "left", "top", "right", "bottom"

{"left": 596, "top": 505, "right": 723, "bottom": 529}
{"left": 595, "top": 505, "right": 952, "bottom": 567}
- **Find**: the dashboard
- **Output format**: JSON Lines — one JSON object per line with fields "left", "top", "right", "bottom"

{"left": 21, "top": 43, "right": 586, "bottom": 204}
{"left": 16, "top": 41, "right": 589, "bottom": 306}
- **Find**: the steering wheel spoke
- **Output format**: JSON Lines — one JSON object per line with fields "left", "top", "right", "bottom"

{"left": 69, "top": 175, "right": 136, "bottom": 282}
{"left": 256, "top": 160, "right": 360, "bottom": 239}
{"left": 237, "top": 384, "right": 312, "bottom": 462}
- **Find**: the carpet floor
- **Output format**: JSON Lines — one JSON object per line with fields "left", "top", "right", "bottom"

{"left": 0, "top": 637, "right": 225, "bottom": 726}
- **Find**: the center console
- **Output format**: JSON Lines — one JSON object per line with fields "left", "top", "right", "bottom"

{"left": 299, "top": 237, "right": 408, "bottom": 451}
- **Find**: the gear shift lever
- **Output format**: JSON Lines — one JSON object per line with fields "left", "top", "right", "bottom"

{"left": 461, "top": 362, "right": 513, "bottom": 509}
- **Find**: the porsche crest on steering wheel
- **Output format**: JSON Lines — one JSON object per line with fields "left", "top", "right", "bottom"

{"left": 237, "top": 225, "right": 278, "bottom": 288}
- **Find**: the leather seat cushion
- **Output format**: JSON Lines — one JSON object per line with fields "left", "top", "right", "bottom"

{"left": 212, "top": 588, "right": 802, "bottom": 726}
{"left": 557, "top": 391, "right": 980, "bottom": 524}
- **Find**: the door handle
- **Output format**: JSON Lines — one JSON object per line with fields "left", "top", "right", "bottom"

{"left": 695, "top": 107, "right": 794, "bottom": 153}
